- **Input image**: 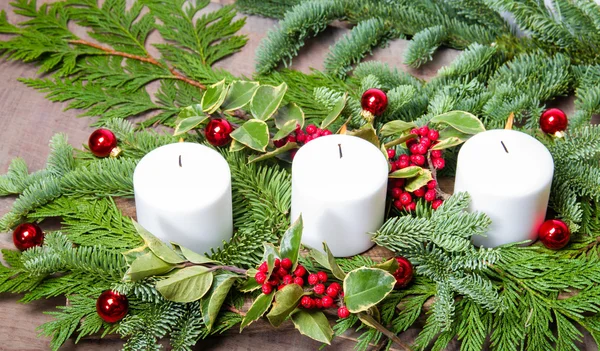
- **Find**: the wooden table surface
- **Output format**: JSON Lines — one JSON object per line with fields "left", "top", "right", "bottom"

{"left": 0, "top": 1, "right": 597, "bottom": 350}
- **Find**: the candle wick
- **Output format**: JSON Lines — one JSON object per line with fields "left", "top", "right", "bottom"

{"left": 338, "top": 144, "right": 343, "bottom": 159}
{"left": 501, "top": 141, "right": 509, "bottom": 154}
{"left": 179, "top": 155, "right": 182, "bottom": 167}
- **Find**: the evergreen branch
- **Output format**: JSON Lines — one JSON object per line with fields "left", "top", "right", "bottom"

{"left": 404, "top": 25, "right": 447, "bottom": 68}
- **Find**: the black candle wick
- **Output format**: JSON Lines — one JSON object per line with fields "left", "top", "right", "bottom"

{"left": 501, "top": 141, "right": 509, "bottom": 154}
{"left": 338, "top": 144, "right": 343, "bottom": 159}
{"left": 179, "top": 155, "right": 182, "bottom": 167}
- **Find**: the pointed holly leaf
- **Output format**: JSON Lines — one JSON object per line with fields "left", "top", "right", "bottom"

{"left": 358, "top": 309, "right": 382, "bottom": 329}
{"left": 323, "top": 242, "right": 345, "bottom": 280}
{"left": 171, "top": 243, "right": 216, "bottom": 264}
{"left": 373, "top": 258, "right": 399, "bottom": 274}
{"left": 343, "top": 267, "right": 396, "bottom": 313}
{"left": 320, "top": 93, "right": 347, "bottom": 129}
{"left": 240, "top": 292, "right": 275, "bottom": 331}
{"left": 274, "top": 102, "right": 304, "bottom": 129}
{"left": 202, "top": 79, "right": 229, "bottom": 114}
{"left": 291, "top": 310, "right": 334, "bottom": 344}
{"left": 310, "top": 248, "right": 331, "bottom": 270}
{"left": 132, "top": 220, "right": 184, "bottom": 264}
{"left": 156, "top": 266, "right": 213, "bottom": 303}
{"left": 177, "top": 104, "right": 203, "bottom": 119}
{"left": 430, "top": 111, "right": 485, "bottom": 135}
{"left": 222, "top": 81, "right": 259, "bottom": 111}
{"left": 230, "top": 119, "right": 270, "bottom": 152}
{"left": 122, "top": 245, "right": 150, "bottom": 266}
{"left": 248, "top": 142, "right": 298, "bottom": 164}
{"left": 347, "top": 124, "right": 380, "bottom": 147}
{"left": 279, "top": 216, "right": 303, "bottom": 269}
{"left": 383, "top": 133, "right": 418, "bottom": 149}
{"left": 262, "top": 243, "right": 279, "bottom": 281}
{"left": 174, "top": 115, "right": 209, "bottom": 136}
{"left": 273, "top": 120, "right": 299, "bottom": 141}
{"left": 431, "top": 137, "right": 464, "bottom": 150}
{"left": 124, "top": 251, "right": 175, "bottom": 282}
{"left": 251, "top": 83, "right": 288, "bottom": 121}
{"left": 229, "top": 139, "right": 246, "bottom": 152}
{"left": 266, "top": 284, "right": 305, "bottom": 327}
{"left": 380, "top": 120, "right": 416, "bottom": 137}
{"left": 201, "top": 272, "right": 238, "bottom": 331}
{"left": 389, "top": 166, "right": 423, "bottom": 179}
{"left": 405, "top": 169, "right": 433, "bottom": 192}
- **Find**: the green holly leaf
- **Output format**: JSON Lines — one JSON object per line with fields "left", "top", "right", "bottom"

{"left": 383, "top": 133, "right": 418, "bottom": 149}
{"left": 389, "top": 166, "right": 423, "bottom": 179}
{"left": 171, "top": 243, "right": 216, "bottom": 264}
{"left": 430, "top": 110, "right": 485, "bottom": 135}
{"left": 291, "top": 310, "right": 334, "bottom": 344}
{"left": 155, "top": 266, "right": 214, "bottom": 303}
{"left": 240, "top": 292, "right": 275, "bottom": 331}
{"left": 251, "top": 83, "right": 287, "bottom": 121}
{"left": 124, "top": 251, "right": 175, "bottom": 282}
{"left": 274, "top": 102, "right": 304, "bottom": 129}
{"left": 229, "top": 139, "right": 246, "bottom": 152}
{"left": 174, "top": 115, "right": 209, "bottom": 136}
{"left": 248, "top": 142, "right": 298, "bottom": 164}
{"left": 262, "top": 243, "right": 279, "bottom": 281}
{"left": 431, "top": 127, "right": 471, "bottom": 150}
{"left": 279, "top": 216, "right": 303, "bottom": 269}
{"left": 373, "top": 258, "right": 399, "bottom": 274}
{"left": 405, "top": 169, "right": 433, "bottom": 192}
{"left": 202, "top": 79, "right": 229, "bottom": 114}
{"left": 273, "top": 120, "right": 299, "bottom": 141}
{"left": 320, "top": 93, "right": 347, "bottom": 129}
{"left": 323, "top": 242, "right": 345, "bottom": 280}
{"left": 380, "top": 120, "right": 416, "bottom": 137}
{"left": 266, "top": 284, "right": 305, "bottom": 327}
{"left": 201, "top": 272, "right": 238, "bottom": 331}
{"left": 347, "top": 124, "right": 380, "bottom": 148}
{"left": 310, "top": 248, "right": 331, "bottom": 270}
{"left": 222, "top": 81, "right": 259, "bottom": 111}
{"left": 238, "top": 269, "right": 262, "bottom": 292}
{"left": 132, "top": 220, "right": 184, "bottom": 264}
{"left": 230, "top": 119, "right": 270, "bottom": 152}
{"left": 343, "top": 267, "right": 396, "bottom": 313}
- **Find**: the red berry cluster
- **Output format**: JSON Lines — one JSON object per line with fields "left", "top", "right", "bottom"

{"left": 387, "top": 125, "right": 445, "bottom": 211}
{"left": 254, "top": 258, "right": 349, "bottom": 319}
{"left": 273, "top": 124, "right": 332, "bottom": 148}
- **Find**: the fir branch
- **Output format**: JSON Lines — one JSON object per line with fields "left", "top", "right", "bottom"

{"left": 404, "top": 25, "right": 447, "bottom": 68}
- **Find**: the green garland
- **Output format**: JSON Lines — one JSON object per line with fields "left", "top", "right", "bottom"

{"left": 0, "top": 0, "right": 600, "bottom": 350}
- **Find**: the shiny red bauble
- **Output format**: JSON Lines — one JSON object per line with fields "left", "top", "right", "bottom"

{"left": 393, "top": 256, "right": 414, "bottom": 288}
{"left": 96, "top": 290, "right": 129, "bottom": 323}
{"left": 205, "top": 118, "right": 233, "bottom": 147}
{"left": 361, "top": 88, "right": 388, "bottom": 116}
{"left": 88, "top": 128, "right": 119, "bottom": 158}
{"left": 540, "top": 108, "right": 568, "bottom": 135}
{"left": 538, "top": 219, "right": 571, "bottom": 250}
{"left": 12, "top": 223, "right": 44, "bottom": 251}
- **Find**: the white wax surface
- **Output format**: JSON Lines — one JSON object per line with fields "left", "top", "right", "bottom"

{"left": 454, "top": 129, "right": 554, "bottom": 247}
{"left": 133, "top": 142, "right": 233, "bottom": 254}
{"left": 291, "top": 135, "right": 388, "bottom": 257}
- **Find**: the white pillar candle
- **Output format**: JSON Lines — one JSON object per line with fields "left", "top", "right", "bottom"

{"left": 454, "top": 129, "right": 554, "bottom": 247}
{"left": 133, "top": 142, "right": 233, "bottom": 254}
{"left": 291, "top": 135, "right": 389, "bottom": 257}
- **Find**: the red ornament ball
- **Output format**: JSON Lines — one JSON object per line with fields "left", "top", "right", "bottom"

{"left": 361, "top": 88, "right": 388, "bottom": 116}
{"left": 88, "top": 129, "right": 119, "bottom": 158}
{"left": 12, "top": 223, "right": 44, "bottom": 251}
{"left": 393, "top": 256, "right": 414, "bottom": 288}
{"left": 540, "top": 108, "right": 568, "bottom": 135}
{"left": 538, "top": 219, "right": 571, "bottom": 250}
{"left": 205, "top": 118, "right": 233, "bottom": 147}
{"left": 96, "top": 290, "right": 128, "bottom": 323}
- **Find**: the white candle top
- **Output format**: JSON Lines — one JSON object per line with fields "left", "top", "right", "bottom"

{"left": 292, "top": 135, "right": 388, "bottom": 201}
{"left": 457, "top": 130, "right": 554, "bottom": 196}
{"left": 133, "top": 142, "right": 231, "bottom": 210}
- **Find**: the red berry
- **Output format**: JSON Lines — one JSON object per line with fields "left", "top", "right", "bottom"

{"left": 394, "top": 200, "right": 404, "bottom": 209}
{"left": 538, "top": 219, "right": 571, "bottom": 249}
{"left": 417, "top": 143, "right": 429, "bottom": 155}
{"left": 273, "top": 139, "right": 286, "bottom": 148}
{"left": 293, "top": 276, "right": 304, "bottom": 286}
{"left": 314, "top": 283, "right": 325, "bottom": 295}
{"left": 398, "top": 159, "right": 410, "bottom": 169}
{"left": 287, "top": 135, "right": 296, "bottom": 143}
{"left": 255, "top": 271, "right": 267, "bottom": 284}
{"left": 417, "top": 126, "right": 429, "bottom": 137}
{"left": 283, "top": 275, "right": 294, "bottom": 285}
{"left": 317, "top": 271, "right": 328, "bottom": 283}
{"left": 258, "top": 262, "right": 268, "bottom": 273}
{"left": 281, "top": 258, "right": 293, "bottom": 270}
{"left": 391, "top": 187, "right": 403, "bottom": 199}
{"left": 387, "top": 149, "right": 396, "bottom": 159}
{"left": 276, "top": 267, "right": 288, "bottom": 278}
{"left": 294, "top": 265, "right": 307, "bottom": 277}
{"left": 306, "top": 124, "right": 317, "bottom": 134}
{"left": 268, "top": 276, "right": 280, "bottom": 286}
{"left": 390, "top": 162, "right": 398, "bottom": 172}
{"left": 305, "top": 135, "right": 313, "bottom": 143}
{"left": 420, "top": 137, "right": 431, "bottom": 148}
{"left": 410, "top": 128, "right": 419, "bottom": 136}
{"left": 399, "top": 192, "right": 412, "bottom": 205}
{"left": 262, "top": 284, "right": 273, "bottom": 294}
{"left": 392, "top": 178, "right": 405, "bottom": 188}
{"left": 322, "top": 129, "right": 333, "bottom": 136}
{"left": 431, "top": 150, "right": 443, "bottom": 158}
{"left": 337, "top": 306, "right": 350, "bottom": 319}
{"left": 399, "top": 154, "right": 409, "bottom": 162}
{"left": 540, "top": 108, "right": 568, "bottom": 134}
{"left": 424, "top": 189, "right": 436, "bottom": 202}
{"left": 321, "top": 295, "right": 334, "bottom": 308}
{"left": 308, "top": 273, "right": 319, "bottom": 285}
{"left": 301, "top": 296, "right": 314, "bottom": 309}
{"left": 296, "top": 132, "right": 306, "bottom": 143}
{"left": 405, "top": 202, "right": 416, "bottom": 211}
{"left": 427, "top": 180, "right": 437, "bottom": 189}
{"left": 432, "top": 157, "right": 445, "bottom": 169}
{"left": 410, "top": 154, "right": 425, "bottom": 166}
{"left": 274, "top": 258, "right": 281, "bottom": 268}
{"left": 413, "top": 187, "right": 426, "bottom": 197}
{"left": 278, "top": 284, "right": 287, "bottom": 291}
{"left": 326, "top": 283, "right": 340, "bottom": 297}
{"left": 432, "top": 199, "right": 444, "bottom": 210}
{"left": 393, "top": 256, "right": 414, "bottom": 288}
{"left": 428, "top": 129, "right": 439, "bottom": 141}
{"left": 314, "top": 298, "right": 323, "bottom": 309}
{"left": 409, "top": 144, "right": 420, "bottom": 155}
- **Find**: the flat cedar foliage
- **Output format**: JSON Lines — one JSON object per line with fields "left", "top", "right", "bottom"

{"left": 0, "top": 0, "right": 599, "bottom": 350}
